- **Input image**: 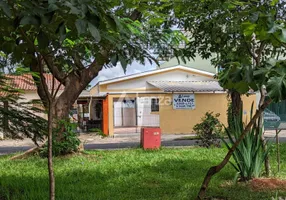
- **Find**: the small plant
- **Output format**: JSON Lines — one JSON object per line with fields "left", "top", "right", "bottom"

{"left": 40, "top": 120, "right": 81, "bottom": 157}
{"left": 223, "top": 104, "right": 269, "bottom": 181}
{"left": 88, "top": 128, "right": 107, "bottom": 137}
{"left": 193, "top": 112, "right": 222, "bottom": 148}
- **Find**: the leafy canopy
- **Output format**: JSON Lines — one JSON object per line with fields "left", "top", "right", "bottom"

{"left": 0, "top": 0, "right": 183, "bottom": 73}
{"left": 173, "top": 0, "right": 286, "bottom": 102}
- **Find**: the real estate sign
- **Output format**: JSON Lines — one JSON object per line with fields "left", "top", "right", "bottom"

{"left": 173, "top": 94, "right": 195, "bottom": 109}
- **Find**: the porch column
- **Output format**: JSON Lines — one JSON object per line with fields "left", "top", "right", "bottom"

{"left": 88, "top": 97, "right": 92, "bottom": 120}
{"left": 108, "top": 95, "right": 114, "bottom": 136}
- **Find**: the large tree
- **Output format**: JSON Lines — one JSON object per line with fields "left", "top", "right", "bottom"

{"left": 0, "top": 1, "right": 182, "bottom": 199}
{"left": 0, "top": 0, "right": 181, "bottom": 132}
{"left": 173, "top": 0, "right": 285, "bottom": 179}
{"left": 169, "top": 0, "right": 286, "bottom": 199}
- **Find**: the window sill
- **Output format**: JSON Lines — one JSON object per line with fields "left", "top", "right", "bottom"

{"left": 150, "top": 111, "right": 159, "bottom": 114}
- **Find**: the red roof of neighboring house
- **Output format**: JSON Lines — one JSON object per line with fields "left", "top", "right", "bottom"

{"left": 5, "top": 74, "right": 65, "bottom": 91}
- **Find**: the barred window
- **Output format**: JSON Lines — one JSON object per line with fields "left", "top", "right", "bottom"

{"left": 151, "top": 98, "right": 159, "bottom": 112}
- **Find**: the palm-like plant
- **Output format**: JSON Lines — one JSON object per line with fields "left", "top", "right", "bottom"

{"left": 223, "top": 104, "right": 269, "bottom": 181}
{"left": 0, "top": 71, "right": 46, "bottom": 143}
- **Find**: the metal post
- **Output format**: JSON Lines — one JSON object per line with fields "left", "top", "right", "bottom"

{"left": 276, "top": 129, "right": 281, "bottom": 173}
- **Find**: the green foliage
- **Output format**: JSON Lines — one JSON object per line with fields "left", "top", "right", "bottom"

{"left": 0, "top": 101, "right": 47, "bottom": 143}
{"left": 175, "top": 0, "right": 286, "bottom": 103}
{"left": 88, "top": 128, "right": 107, "bottom": 137}
{"left": 0, "top": 71, "right": 46, "bottom": 143}
{"left": 1, "top": 147, "right": 286, "bottom": 199}
{"left": 193, "top": 112, "right": 222, "bottom": 148}
{"left": 0, "top": 0, "right": 182, "bottom": 73}
{"left": 40, "top": 120, "right": 80, "bottom": 157}
{"left": 223, "top": 106, "right": 268, "bottom": 181}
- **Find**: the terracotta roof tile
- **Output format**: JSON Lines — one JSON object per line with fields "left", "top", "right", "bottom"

{"left": 5, "top": 74, "right": 65, "bottom": 91}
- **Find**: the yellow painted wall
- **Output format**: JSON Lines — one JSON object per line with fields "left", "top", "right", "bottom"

{"left": 90, "top": 85, "right": 99, "bottom": 96}
{"left": 108, "top": 93, "right": 256, "bottom": 135}
{"left": 160, "top": 93, "right": 227, "bottom": 134}
{"left": 160, "top": 93, "right": 256, "bottom": 134}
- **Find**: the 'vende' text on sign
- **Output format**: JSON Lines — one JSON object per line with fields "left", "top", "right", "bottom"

{"left": 173, "top": 94, "right": 195, "bottom": 109}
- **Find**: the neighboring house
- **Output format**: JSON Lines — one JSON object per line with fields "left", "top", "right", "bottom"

{"left": 90, "top": 63, "right": 256, "bottom": 136}
{"left": 3, "top": 74, "right": 90, "bottom": 123}
{"left": 3, "top": 74, "right": 64, "bottom": 119}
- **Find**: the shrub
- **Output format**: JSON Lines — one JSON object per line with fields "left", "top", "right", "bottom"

{"left": 40, "top": 120, "right": 80, "bottom": 157}
{"left": 193, "top": 112, "right": 222, "bottom": 148}
{"left": 223, "top": 105, "right": 269, "bottom": 181}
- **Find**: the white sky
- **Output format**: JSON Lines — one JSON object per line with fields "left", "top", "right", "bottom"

{"left": 89, "top": 59, "right": 160, "bottom": 87}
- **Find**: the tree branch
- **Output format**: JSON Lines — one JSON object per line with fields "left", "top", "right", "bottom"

{"left": 256, "top": 41, "right": 266, "bottom": 66}
{"left": 72, "top": 53, "right": 85, "bottom": 70}
{"left": 42, "top": 55, "right": 66, "bottom": 85}
{"left": 244, "top": 39, "right": 259, "bottom": 65}
{"left": 130, "top": 9, "right": 142, "bottom": 21}
{"left": 37, "top": 54, "right": 52, "bottom": 104}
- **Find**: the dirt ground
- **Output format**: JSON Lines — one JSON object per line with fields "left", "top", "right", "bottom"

{"left": 250, "top": 178, "right": 286, "bottom": 191}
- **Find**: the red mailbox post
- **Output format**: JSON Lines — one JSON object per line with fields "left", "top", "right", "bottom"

{"left": 140, "top": 127, "right": 161, "bottom": 149}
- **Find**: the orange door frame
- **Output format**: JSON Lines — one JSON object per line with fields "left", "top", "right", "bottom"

{"left": 102, "top": 96, "right": 109, "bottom": 135}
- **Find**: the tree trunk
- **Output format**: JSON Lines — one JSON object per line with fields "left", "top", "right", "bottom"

{"left": 48, "top": 101, "right": 55, "bottom": 200}
{"left": 196, "top": 99, "right": 272, "bottom": 200}
{"left": 31, "top": 60, "right": 103, "bottom": 145}
{"left": 51, "top": 98, "right": 72, "bottom": 144}
{"left": 231, "top": 90, "right": 242, "bottom": 117}
{"left": 258, "top": 87, "right": 270, "bottom": 176}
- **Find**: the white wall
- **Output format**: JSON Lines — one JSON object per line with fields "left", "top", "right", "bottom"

{"left": 17, "top": 90, "right": 64, "bottom": 119}
{"left": 114, "top": 100, "right": 136, "bottom": 127}
{"left": 137, "top": 97, "right": 160, "bottom": 127}
{"left": 106, "top": 70, "right": 214, "bottom": 91}
{"left": 114, "top": 101, "right": 123, "bottom": 126}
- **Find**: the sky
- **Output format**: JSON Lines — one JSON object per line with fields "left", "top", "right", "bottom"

{"left": 89, "top": 59, "right": 160, "bottom": 88}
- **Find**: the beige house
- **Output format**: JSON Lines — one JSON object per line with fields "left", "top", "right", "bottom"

{"left": 90, "top": 65, "right": 256, "bottom": 136}
{"left": 3, "top": 59, "right": 256, "bottom": 137}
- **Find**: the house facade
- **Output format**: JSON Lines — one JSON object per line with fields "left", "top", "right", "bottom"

{"left": 3, "top": 59, "right": 256, "bottom": 137}
{"left": 90, "top": 65, "right": 256, "bottom": 136}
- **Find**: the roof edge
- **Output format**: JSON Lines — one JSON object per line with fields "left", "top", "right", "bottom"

{"left": 97, "top": 65, "right": 215, "bottom": 86}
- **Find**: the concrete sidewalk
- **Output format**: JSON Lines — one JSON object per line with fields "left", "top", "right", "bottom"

{"left": 264, "top": 130, "right": 286, "bottom": 138}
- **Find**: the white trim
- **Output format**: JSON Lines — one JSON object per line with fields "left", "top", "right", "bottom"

{"left": 171, "top": 91, "right": 227, "bottom": 94}
{"left": 97, "top": 66, "right": 215, "bottom": 86}
{"left": 107, "top": 91, "right": 164, "bottom": 94}
{"left": 106, "top": 91, "right": 226, "bottom": 94}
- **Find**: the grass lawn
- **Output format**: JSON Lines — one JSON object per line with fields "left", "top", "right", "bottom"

{"left": 0, "top": 144, "right": 285, "bottom": 200}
